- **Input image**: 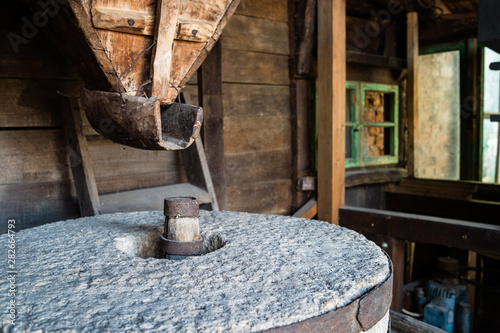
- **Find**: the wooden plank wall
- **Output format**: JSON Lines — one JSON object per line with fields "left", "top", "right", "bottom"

{"left": 219, "top": 0, "right": 292, "bottom": 215}
{"left": 0, "top": 1, "right": 80, "bottom": 230}
{"left": 1, "top": 1, "right": 184, "bottom": 231}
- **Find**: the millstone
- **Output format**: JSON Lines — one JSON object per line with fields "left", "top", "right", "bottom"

{"left": 1, "top": 211, "right": 392, "bottom": 332}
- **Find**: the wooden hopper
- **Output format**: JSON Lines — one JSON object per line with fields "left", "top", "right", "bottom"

{"left": 27, "top": 0, "right": 240, "bottom": 150}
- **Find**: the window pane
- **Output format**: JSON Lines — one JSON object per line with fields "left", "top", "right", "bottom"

{"left": 364, "top": 91, "right": 384, "bottom": 122}
{"left": 346, "top": 126, "right": 353, "bottom": 158}
{"left": 416, "top": 51, "right": 460, "bottom": 180}
{"left": 484, "top": 47, "right": 500, "bottom": 114}
{"left": 363, "top": 91, "right": 394, "bottom": 122}
{"left": 482, "top": 120, "right": 499, "bottom": 183}
{"left": 364, "top": 127, "right": 393, "bottom": 157}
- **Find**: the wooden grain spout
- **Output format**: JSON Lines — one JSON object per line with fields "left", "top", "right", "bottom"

{"left": 43, "top": 0, "right": 240, "bottom": 150}
{"left": 81, "top": 88, "right": 202, "bottom": 150}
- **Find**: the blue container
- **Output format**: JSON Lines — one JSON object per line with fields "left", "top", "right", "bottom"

{"left": 424, "top": 296, "right": 456, "bottom": 332}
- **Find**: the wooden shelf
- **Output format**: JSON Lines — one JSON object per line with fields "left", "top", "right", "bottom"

{"left": 347, "top": 51, "right": 407, "bottom": 69}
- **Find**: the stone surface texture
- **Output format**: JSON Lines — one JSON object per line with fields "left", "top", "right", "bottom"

{"left": 1, "top": 211, "right": 390, "bottom": 332}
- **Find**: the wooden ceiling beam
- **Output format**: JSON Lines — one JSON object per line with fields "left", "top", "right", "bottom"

{"left": 419, "top": 12, "right": 478, "bottom": 45}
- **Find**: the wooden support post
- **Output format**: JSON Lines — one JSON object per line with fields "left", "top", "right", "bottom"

{"left": 181, "top": 137, "right": 219, "bottom": 211}
{"left": 384, "top": 236, "right": 405, "bottom": 312}
{"left": 407, "top": 12, "right": 418, "bottom": 178}
{"left": 61, "top": 100, "right": 100, "bottom": 216}
{"left": 467, "top": 250, "right": 477, "bottom": 323}
{"left": 317, "top": 0, "right": 346, "bottom": 224}
{"left": 198, "top": 42, "right": 227, "bottom": 210}
{"left": 150, "top": 0, "right": 179, "bottom": 103}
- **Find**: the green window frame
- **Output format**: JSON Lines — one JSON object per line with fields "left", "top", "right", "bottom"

{"left": 346, "top": 81, "right": 399, "bottom": 168}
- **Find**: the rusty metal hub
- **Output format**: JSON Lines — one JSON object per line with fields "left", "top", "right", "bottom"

{"left": 160, "top": 197, "right": 203, "bottom": 257}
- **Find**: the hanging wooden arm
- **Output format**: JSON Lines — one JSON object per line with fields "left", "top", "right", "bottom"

{"left": 150, "top": 0, "right": 180, "bottom": 104}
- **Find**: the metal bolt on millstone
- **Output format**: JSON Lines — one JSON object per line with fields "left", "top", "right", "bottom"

{"left": 160, "top": 197, "right": 203, "bottom": 259}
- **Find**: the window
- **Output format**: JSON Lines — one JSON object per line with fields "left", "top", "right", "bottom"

{"left": 482, "top": 46, "right": 500, "bottom": 183}
{"left": 417, "top": 49, "right": 461, "bottom": 180}
{"left": 346, "top": 81, "right": 398, "bottom": 168}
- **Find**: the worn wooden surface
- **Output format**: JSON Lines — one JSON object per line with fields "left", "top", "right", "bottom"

{"left": 181, "top": 137, "right": 219, "bottom": 210}
{"left": 225, "top": 150, "right": 291, "bottom": 186}
{"left": 61, "top": 100, "right": 101, "bottom": 216}
{"left": 235, "top": 0, "right": 288, "bottom": 21}
{"left": 0, "top": 79, "right": 80, "bottom": 128}
{"left": 226, "top": 180, "right": 291, "bottom": 215}
{"left": 291, "top": 79, "right": 313, "bottom": 210}
{"left": 294, "top": 0, "right": 316, "bottom": 76}
{"left": 374, "top": 235, "right": 404, "bottom": 312}
{"left": 150, "top": 0, "right": 179, "bottom": 103}
{"left": 222, "top": 49, "right": 290, "bottom": 85}
{"left": 198, "top": 43, "right": 226, "bottom": 209}
{"left": 222, "top": 84, "right": 290, "bottom": 116}
{"left": 386, "top": 192, "right": 500, "bottom": 225}
{"left": 221, "top": 15, "right": 289, "bottom": 55}
{"left": 190, "top": 7, "right": 294, "bottom": 216}
{"left": 0, "top": 130, "right": 71, "bottom": 184}
{"left": 406, "top": 12, "right": 418, "bottom": 177}
{"left": 99, "top": 183, "right": 212, "bottom": 214}
{"left": 317, "top": 0, "right": 346, "bottom": 224}
{"left": 292, "top": 198, "right": 317, "bottom": 219}
{"left": 347, "top": 65, "right": 399, "bottom": 85}
{"left": 339, "top": 206, "right": 500, "bottom": 257}
{"left": 391, "top": 310, "right": 447, "bottom": 333}
{"left": 0, "top": 181, "right": 79, "bottom": 231}
{"left": 221, "top": 0, "right": 291, "bottom": 218}
{"left": 224, "top": 115, "right": 291, "bottom": 152}
{"left": 345, "top": 168, "right": 407, "bottom": 188}
{"left": 88, "top": 138, "right": 184, "bottom": 194}
{"left": 0, "top": 1, "right": 192, "bottom": 231}
{"left": 345, "top": 185, "right": 386, "bottom": 209}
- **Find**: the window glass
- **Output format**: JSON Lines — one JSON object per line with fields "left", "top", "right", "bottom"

{"left": 484, "top": 47, "right": 500, "bottom": 114}
{"left": 482, "top": 120, "right": 499, "bottom": 183}
{"left": 345, "top": 82, "right": 398, "bottom": 167}
{"left": 416, "top": 51, "right": 460, "bottom": 180}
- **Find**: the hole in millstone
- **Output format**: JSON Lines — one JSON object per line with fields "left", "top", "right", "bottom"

{"left": 114, "top": 228, "right": 226, "bottom": 259}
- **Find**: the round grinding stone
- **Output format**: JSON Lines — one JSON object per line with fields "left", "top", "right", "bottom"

{"left": 1, "top": 211, "right": 392, "bottom": 332}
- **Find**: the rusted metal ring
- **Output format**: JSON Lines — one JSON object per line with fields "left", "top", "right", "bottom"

{"left": 160, "top": 234, "right": 203, "bottom": 256}
{"left": 164, "top": 197, "right": 199, "bottom": 217}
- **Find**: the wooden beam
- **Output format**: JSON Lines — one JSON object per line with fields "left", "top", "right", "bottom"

{"left": 292, "top": 198, "right": 318, "bottom": 219}
{"left": 391, "top": 311, "right": 448, "bottom": 333}
{"left": 345, "top": 168, "right": 407, "bottom": 188}
{"left": 420, "top": 13, "right": 478, "bottom": 46}
{"left": 181, "top": 137, "right": 219, "bottom": 211}
{"left": 346, "top": 51, "right": 407, "bottom": 69}
{"left": 150, "top": 0, "right": 179, "bottom": 104}
{"left": 461, "top": 39, "right": 482, "bottom": 181}
{"left": 339, "top": 206, "right": 500, "bottom": 256}
{"left": 317, "top": 0, "right": 346, "bottom": 224}
{"left": 406, "top": 12, "right": 418, "bottom": 178}
{"left": 295, "top": 0, "right": 316, "bottom": 76}
{"left": 61, "top": 100, "right": 100, "bottom": 216}
{"left": 198, "top": 42, "right": 226, "bottom": 210}
{"left": 91, "top": 7, "right": 215, "bottom": 43}
{"left": 374, "top": 235, "right": 404, "bottom": 312}
{"left": 386, "top": 193, "right": 500, "bottom": 225}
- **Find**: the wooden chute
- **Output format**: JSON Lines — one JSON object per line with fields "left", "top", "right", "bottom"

{"left": 28, "top": 0, "right": 240, "bottom": 149}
